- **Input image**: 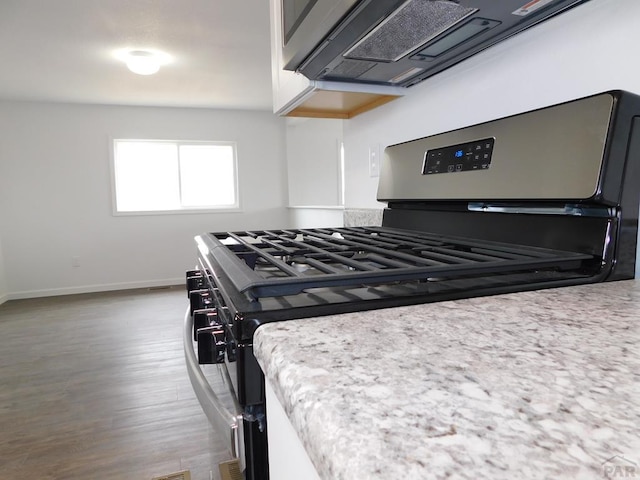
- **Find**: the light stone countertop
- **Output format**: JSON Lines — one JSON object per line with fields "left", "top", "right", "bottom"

{"left": 253, "top": 280, "right": 640, "bottom": 480}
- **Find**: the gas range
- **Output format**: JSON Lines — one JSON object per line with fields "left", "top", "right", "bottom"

{"left": 185, "top": 90, "right": 640, "bottom": 480}
{"left": 194, "top": 226, "right": 597, "bottom": 322}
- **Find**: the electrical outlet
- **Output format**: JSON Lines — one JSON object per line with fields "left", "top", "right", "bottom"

{"left": 72, "top": 256, "right": 80, "bottom": 268}
{"left": 369, "top": 144, "right": 380, "bottom": 177}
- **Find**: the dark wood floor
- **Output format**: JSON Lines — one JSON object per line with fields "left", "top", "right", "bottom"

{"left": 0, "top": 286, "right": 230, "bottom": 480}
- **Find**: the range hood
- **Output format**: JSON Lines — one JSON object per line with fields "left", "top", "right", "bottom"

{"left": 285, "top": 0, "right": 591, "bottom": 88}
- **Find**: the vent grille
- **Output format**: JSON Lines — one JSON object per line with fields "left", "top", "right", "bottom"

{"left": 327, "top": 59, "right": 376, "bottom": 79}
{"left": 152, "top": 471, "right": 191, "bottom": 480}
{"left": 346, "top": 0, "right": 476, "bottom": 61}
{"left": 219, "top": 459, "right": 243, "bottom": 480}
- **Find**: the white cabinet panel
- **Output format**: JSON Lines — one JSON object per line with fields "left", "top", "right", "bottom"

{"left": 269, "top": 0, "right": 403, "bottom": 118}
{"left": 266, "top": 378, "right": 322, "bottom": 480}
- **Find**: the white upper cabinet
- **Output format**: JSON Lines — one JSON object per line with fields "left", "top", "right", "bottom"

{"left": 269, "top": 0, "right": 404, "bottom": 119}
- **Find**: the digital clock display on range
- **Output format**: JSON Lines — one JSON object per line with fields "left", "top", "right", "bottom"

{"left": 422, "top": 137, "right": 495, "bottom": 175}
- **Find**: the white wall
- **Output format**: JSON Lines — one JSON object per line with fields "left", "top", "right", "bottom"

{"left": 343, "top": 0, "right": 640, "bottom": 208}
{"left": 286, "top": 118, "right": 343, "bottom": 206}
{"left": 285, "top": 117, "right": 345, "bottom": 229}
{"left": 0, "top": 101, "right": 288, "bottom": 298}
{"left": 0, "top": 234, "right": 7, "bottom": 305}
{"left": 288, "top": 206, "right": 344, "bottom": 228}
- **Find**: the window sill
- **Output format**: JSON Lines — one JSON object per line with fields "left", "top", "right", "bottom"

{"left": 287, "top": 205, "right": 344, "bottom": 210}
{"left": 112, "top": 206, "right": 242, "bottom": 216}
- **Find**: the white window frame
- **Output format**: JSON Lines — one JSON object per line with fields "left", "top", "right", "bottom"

{"left": 109, "top": 138, "right": 241, "bottom": 216}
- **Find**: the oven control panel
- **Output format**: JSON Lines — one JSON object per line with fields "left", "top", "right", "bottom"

{"left": 378, "top": 93, "right": 612, "bottom": 201}
{"left": 422, "top": 137, "right": 494, "bottom": 175}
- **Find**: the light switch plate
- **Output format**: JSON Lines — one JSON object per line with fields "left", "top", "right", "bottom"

{"left": 369, "top": 144, "right": 380, "bottom": 177}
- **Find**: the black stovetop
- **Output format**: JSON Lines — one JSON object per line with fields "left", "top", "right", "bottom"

{"left": 201, "top": 227, "right": 592, "bottom": 298}
{"left": 196, "top": 226, "right": 599, "bottom": 334}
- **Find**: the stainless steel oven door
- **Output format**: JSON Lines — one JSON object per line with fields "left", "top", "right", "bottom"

{"left": 183, "top": 308, "right": 245, "bottom": 471}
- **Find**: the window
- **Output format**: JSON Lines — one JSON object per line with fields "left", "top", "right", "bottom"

{"left": 111, "top": 140, "right": 239, "bottom": 214}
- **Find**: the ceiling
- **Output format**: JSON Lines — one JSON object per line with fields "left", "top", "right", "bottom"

{"left": 0, "top": 0, "right": 274, "bottom": 110}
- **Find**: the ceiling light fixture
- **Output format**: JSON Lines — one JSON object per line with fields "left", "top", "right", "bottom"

{"left": 126, "top": 50, "right": 160, "bottom": 75}
{"left": 114, "top": 48, "right": 172, "bottom": 75}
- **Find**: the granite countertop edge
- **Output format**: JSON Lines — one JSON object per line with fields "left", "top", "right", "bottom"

{"left": 254, "top": 280, "right": 640, "bottom": 480}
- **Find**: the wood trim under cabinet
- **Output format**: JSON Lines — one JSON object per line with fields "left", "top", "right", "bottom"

{"left": 286, "top": 90, "right": 400, "bottom": 119}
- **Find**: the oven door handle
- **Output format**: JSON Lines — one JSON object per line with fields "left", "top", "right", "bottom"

{"left": 183, "top": 308, "right": 245, "bottom": 467}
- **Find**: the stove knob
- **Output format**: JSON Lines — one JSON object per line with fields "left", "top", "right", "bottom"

{"left": 226, "top": 339, "right": 237, "bottom": 363}
{"left": 197, "top": 323, "right": 226, "bottom": 364}
{"left": 193, "top": 308, "right": 218, "bottom": 341}
{"left": 189, "top": 289, "right": 212, "bottom": 315}
{"left": 186, "top": 272, "right": 204, "bottom": 296}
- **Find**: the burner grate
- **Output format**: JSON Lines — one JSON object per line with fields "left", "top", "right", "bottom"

{"left": 201, "top": 227, "right": 594, "bottom": 299}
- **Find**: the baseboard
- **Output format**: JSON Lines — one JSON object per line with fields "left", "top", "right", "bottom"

{"left": 7, "top": 277, "right": 185, "bottom": 301}
{"left": 0, "top": 293, "right": 9, "bottom": 306}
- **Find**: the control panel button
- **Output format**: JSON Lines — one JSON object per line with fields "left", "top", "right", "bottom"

{"left": 423, "top": 138, "right": 494, "bottom": 175}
